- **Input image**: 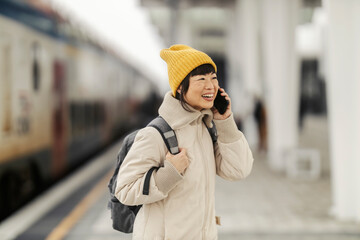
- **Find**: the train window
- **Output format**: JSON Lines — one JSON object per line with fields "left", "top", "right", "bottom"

{"left": 84, "top": 103, "right": 91, "bottom": 130}
{"left": 32, "top": 42, "right": 41, "bottom": 91}
{"left": 69, "top": 103, "right": 83, "bottom": 137}
{"left": 69, "top": 102, "right": 106, "bottom": 137}
{"left": 70, "top": 104, "right": 76, "bottom": 136}
{"left": 0, "top": 40, "right": 12, "bottom": 133}
{"left": 94, "top": 103, "right": 104, "bottom": 127}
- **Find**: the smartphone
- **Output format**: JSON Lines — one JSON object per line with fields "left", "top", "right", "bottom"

{"left": 213, "top": 90, "right": 229, "bottom": 115}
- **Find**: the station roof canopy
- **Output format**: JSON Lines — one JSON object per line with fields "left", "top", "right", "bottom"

{"left": 140, "top": 0, "right": 233, "bottom": 56}
{"left": 140, "top": 0, "right": 322, "bottom": 56}
{"left": 140, "top": 0, "right": 235, "bottom": 8}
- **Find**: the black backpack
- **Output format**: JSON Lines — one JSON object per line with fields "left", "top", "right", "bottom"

{"left": 107, "top": 116, "right": 217, "bottom": 233}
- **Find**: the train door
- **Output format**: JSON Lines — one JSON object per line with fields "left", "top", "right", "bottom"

{"left": 52, "top": 60, "right": 67, "bottom": 178}
{"left": 0, "top": 34, "right": 17, "bottom": 220}
{"left": 0, "top": 35, "right": 12, "bottom": 135}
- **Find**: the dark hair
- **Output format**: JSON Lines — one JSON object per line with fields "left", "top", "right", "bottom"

{"left": 175, "top": 64, "right": 216, "bottom": 112}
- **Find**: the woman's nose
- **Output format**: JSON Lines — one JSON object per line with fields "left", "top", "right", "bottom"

{"left": 205, "top": 79, "right": 215, "bottom": 89}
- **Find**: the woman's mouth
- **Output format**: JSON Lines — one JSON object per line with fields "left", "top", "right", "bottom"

{"left": 202, "top": 94, "right": 214, "bottom": 101}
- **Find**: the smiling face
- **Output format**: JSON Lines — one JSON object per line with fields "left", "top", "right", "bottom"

{"left": 183, "top": 72, "right": 219, "bottom": 111}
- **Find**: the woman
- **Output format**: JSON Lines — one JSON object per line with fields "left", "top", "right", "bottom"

{"left": 115, "top": 44, "right": 254, "bottom": 240}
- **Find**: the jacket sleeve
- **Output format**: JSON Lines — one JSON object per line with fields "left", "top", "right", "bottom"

{"left": 213, "top": 114, "right": 254, "bottom": 181}
{"left": 115, "top": 127, "right": 183, "bottom": 206}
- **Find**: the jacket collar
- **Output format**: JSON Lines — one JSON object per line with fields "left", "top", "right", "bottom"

{"left": 158, "top": 91, "right": 214, "bottom": 130}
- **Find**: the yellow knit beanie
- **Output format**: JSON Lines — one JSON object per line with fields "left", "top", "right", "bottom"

{"left": 160, "top": 44, "right": 217, "bottom": 96}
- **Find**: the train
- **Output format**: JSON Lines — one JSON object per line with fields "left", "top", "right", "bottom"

{"left": 0, "top": 0, "right": 161, "bottom": 221}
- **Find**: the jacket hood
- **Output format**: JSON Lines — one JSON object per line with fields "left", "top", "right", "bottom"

{"left": 158, "top": 91, "right": 214, "bottom": 130}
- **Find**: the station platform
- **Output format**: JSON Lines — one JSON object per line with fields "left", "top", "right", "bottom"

{"left": 1, "top": 117, "right": 359, "bottom": 240}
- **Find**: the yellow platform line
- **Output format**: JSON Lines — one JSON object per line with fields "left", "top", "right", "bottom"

{"left": 45, "top": 169, "right": 113, "bottom": 240}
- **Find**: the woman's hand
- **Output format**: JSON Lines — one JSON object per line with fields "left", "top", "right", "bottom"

{"left": 212, "top": 88, "right": 232, "bottom": 120}
{"left": 166, "top": 148, "right": 189, "bottom": 175}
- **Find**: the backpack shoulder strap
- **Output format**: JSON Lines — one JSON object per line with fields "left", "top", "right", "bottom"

{"left": 144, "top": 117, "right": 216, "bottom": 196}
{"left": 147, "top": 116, "right": 179, "bottom": 155}
{"left": 207, "top": 120, "right": 218, "bottom": 143}
{"left": 142, "top": 116, "right": 178, "bottom": 195}
{"left": 203, "top": 119, "right": 218, "bottom": 144}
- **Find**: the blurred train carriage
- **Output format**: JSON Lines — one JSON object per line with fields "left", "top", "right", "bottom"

{"left": 0, "top": 0, "right": 160, "bottom": 221}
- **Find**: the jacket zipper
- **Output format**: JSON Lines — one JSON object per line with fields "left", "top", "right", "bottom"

{"left": 199, "top": 121, "right": 209, "bottom": 237}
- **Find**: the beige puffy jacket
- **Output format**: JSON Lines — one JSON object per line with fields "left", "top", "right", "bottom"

{"left": 115, "top": 92, "right": 254, "bottom": 240}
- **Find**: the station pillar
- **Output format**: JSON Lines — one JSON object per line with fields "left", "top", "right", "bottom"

{"left": 225, "top": 8, "right": 242, "bottom": 117}
{"left": 235, "top": 0, "right": 261, "bottom": 97}
{"left": 225, "top": 0, "right": 262, "bottom": 147}
{"left": 260, "top": 0, "right": 300, "bottom": 170}
{"left": 324, "top": 0, "right": 360, "bottom": 221}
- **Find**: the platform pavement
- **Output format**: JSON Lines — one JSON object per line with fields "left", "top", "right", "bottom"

{"left": 64, "top": 116, "right": 360, "bottom": 240}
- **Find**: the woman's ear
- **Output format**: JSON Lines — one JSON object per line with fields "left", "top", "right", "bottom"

{"left": 177, "top": 86, "right": 182, "bottom": 94}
